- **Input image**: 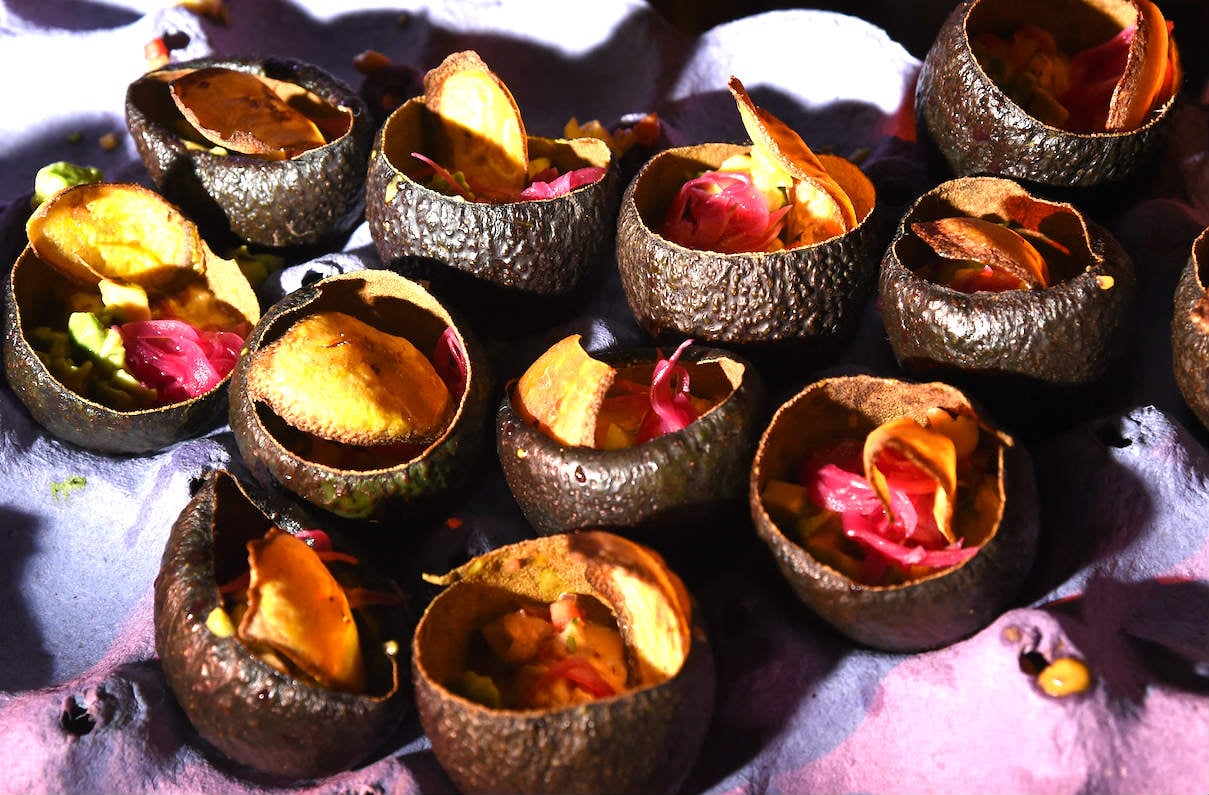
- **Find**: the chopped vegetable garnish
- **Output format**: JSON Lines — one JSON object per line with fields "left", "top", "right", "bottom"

{"left": 519, "top": 166, "right": 607, "bottom": 200}
{"left": 454, "top": 593, "right": 627, "bottom": 709}
{"left": 31, "top": 161, "right": 103, "bottom": 209}
{"left": 563, "top": 112, "right": 660, "bottom": 157}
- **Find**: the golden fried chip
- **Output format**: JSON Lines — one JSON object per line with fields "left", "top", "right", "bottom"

{"left": 912, "top": 216, "right": 1050, "bottom": 288}
{"left": 170, "top": 67, "right": 327, "bottom": 159}
{"left": 863, "top": 416, "right": 959, "bottom": 543}
{"left": 729, "top": 76, "right": 856, "bottom": 244}
{"left": 1106, "top": 0, "right": 1173, "bottom": 132}
{"left": 239, "top": 529, "right": 365, "bottom": 692}
{"left": 26, "top": 182, "right": 207, "bottom": 288}
{"left": 246, "top": 311, "right": 451, "bottom": 446}
{"left": 424, "top": 50, "right": 528, "bottom": 201}
{"left": 513, "top": 334, "right": 616, "bottom": 447}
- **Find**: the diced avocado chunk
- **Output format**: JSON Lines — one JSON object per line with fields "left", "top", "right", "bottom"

{"left": 31, "top": 161, "right": 103, "bottom": 208}
{"left": 67, "top": 312, "right": 126, "bottom": 373}
{"left": 98, "top": 279, "right": 152, "bottom": 322}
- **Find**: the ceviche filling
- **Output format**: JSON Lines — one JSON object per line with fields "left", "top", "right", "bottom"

{"left": 761, "top": 408, "right": 1001, "bottom": 585}
{"left": 450, "top": 593, "right": 630, "bottom": 709}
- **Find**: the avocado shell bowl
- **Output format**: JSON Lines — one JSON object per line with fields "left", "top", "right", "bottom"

{"left": 1171, "top": 226, "right": 1209, "bottom": 432}
{"left": 126, "top": 55, "right": 374, "bottom": 248}
{"left": 750, "top": 375, "right": 1040, "bottom": 652}
{"left": 879, "top": 176, "right": 1136, "bottom": 402}
{"left": 227, "top": 268, "right": 490, "bottom": 522}
{"left": 2, "top": 182, "right": 260, "bottom": 454}
{"left": 497, "top": 342, "right": 765, "bottom": 542}
{"left": 915, "top": 0, "right": 1179, "bottom": 189}
{"left": 615, "top": 143, "right": 879, "bottom": 354}
{"left": 364, "top": 96, "right": 621, "bottom": 299}
{"left": 153, "top": 468, "right": 410, "bottom": 779}
{"left": 412, "top": 531, "right": 715, "bottom": 795}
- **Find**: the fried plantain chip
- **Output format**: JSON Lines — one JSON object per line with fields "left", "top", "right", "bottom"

{"left": 728, "top": 76, "right": 856, "bottom": 245}
{"left": 1106, "top": 0, "right": 1174, "bottom": 132}
{"left": 170, "top": 67, "right": 327, "bottom": 159}
{"left": 246, "top": 311, "right": 452, "bottom": 446}
{"left": 863, "top": 416, "right": 959, "bottom": 543}
{"left": 513, "top": 334, "right": 616, "bottom": 447}
{"left": 27, "top": 182, "right": 208, "bottom": 289}
{"left": 424, "top": 50, "right": 529, "bottom": 201}
{"left": 239, "top": 528, "right": 365, "bottom": 692}
{"left": 912, "top": 216, "right": 1050, "bottom": 289}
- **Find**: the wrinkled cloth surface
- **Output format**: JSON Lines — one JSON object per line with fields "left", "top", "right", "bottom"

{"left": 1, "top": 2, "right": 1208, "bottom": 794}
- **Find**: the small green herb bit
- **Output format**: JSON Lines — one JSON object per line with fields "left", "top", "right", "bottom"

{"left": 50, "top": 475, "right": 88, "bottom": 503}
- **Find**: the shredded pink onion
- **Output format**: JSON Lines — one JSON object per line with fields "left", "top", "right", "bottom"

{"left": 117, "top": 319, "right": 244, "bottom": 405}
{"left": 635, "top": 338, "right": 698, "bottom": 444}
{"left": 433, "top": 326, "right": 467, "bottom": 398}
{"left": 519, "top": 166, "right": 606, "bottom": 200}
{"left": 800, "top": 440, "right": 978, "bottom": 578}
{"left": 659, "top": 170, "right": 788, "bottom": 254}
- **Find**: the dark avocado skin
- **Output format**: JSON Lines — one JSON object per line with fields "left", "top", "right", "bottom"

{"left": 1172, "top": 231, "right": 1209, "bottom": 431}
{"left": 227, "top": 270, "right": 491, "bottom": 521}
{"left": 615, "top": 144, "right": 880, "bottom": 349}
{"left": 412, "top": 582, "right": 715, "bottom": 795}
{"left": 153, "top": 470, "right": 408, "bottom": 780}
{"left": 496, "top": 345, "right": 765, "bottom": 539}
{"left": 879, "top": 215, "right": 1136, "bottom": 391}
{"left": 126, "top": 56, "right": 374, "bottom": 249}
{"left": 916, "top": 0, "right": 1174, "bottom": 188}
{"left": 365, "top": 102, "right": 622, "bottom": 297}
{"left": 3, "top": 247, "right": 228, "bottom": 454}
{"left": 751, "top": 398, "right": 1041, "bottom": 653}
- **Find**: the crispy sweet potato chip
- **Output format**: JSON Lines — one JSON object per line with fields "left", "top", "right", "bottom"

{"left": 863, "top": 416, "right": 959, "bottom": 543}
{"left": 170, "top": 67, "right": 327, "bottom": 159}
{"left": 238, "top": 528, "right": 365, "bottom": 692}
{"left": 247, "top": 311, "right": 451, "bottom": 446}
{"left": 728, "top": 76, "right": 856, "bottom": 245}
{"left": 1106, "top": 0, "right": 1173, "bottom": 132}
{"left": 26, "top": 182, "right": 207, "bottom": 288}
{"left": 424, "top": 50, "right": 529, "bottom": 201}
{"left": 513, "top": 334, "right": 615, "bottom": 447}
{"left": 913, "top": 216, "right": 1050, "bottom": 289}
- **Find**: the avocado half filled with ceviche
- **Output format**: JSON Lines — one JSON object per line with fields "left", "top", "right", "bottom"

{"left": 413, "top": 531, "right": 714, "bottom": 795}
{"left": 2, "top": 182, "right": 259, "bottom": 453}
{"left": 154, "top": 468, "right": 410, "bottom": 779}
{"left": 878, "top": 176, "right": 1135, "bottom": 414}
{"left": 751, "top": 375, "right": 1039, "bottom": 652}
{"left": 1172, "top": 226, "right": 1209, "bottom": 432}
{"left": 228, "top": 268, "right": 490, "bottom": 521}
{"left": 497, "top": 335, "right": 765, "bottom": 546}
{"left": 616, "top": 77, "right": 878, "bottom": 358}
{"left": 916, "top": 0, "right": 1180, "bottom": 189}
{"left": 365, "top": 50, "right": 621, "bottom": 301}
{"left": 126, "top": 55, "right": 374, "bottom": 248}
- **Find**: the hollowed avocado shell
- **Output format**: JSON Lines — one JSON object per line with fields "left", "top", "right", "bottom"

{"left": 496, "top": 344, "right": 765, "bottom": 541}
{"left": 1172, "top": 227, "right": 1209, "bottom": 431}
{"left": 750, "top": 375, "right": 1040, "bottom": 652}
{"left": 228, "top": 268, "right": 490, "bottom": 521}
{"left": 412, "top": 531, "right": 715, "bottom": 794}
{"left": 916, "top": 0, "right": 1179, "bottom": 188}
{"left": 153, "top": 468, "right": 409, "bottom": 779}
{"left": 126, "top": 56, "right": 374, "bottom": 248}
{"left": 879, "top": 176, "right": 1136, "bottom": 394}
{"left": 2, "top": 243, "right": 257, "bottom": 455}
{"left": 615, "top": 143, "right": 880, "bottom": 354}
{"left": 365, "top": 97, "right": 621, "bottom": 298}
